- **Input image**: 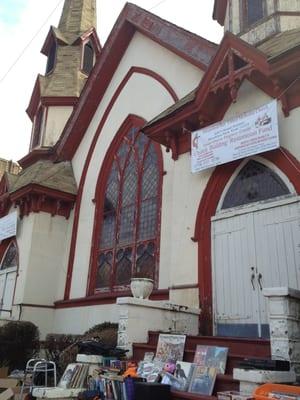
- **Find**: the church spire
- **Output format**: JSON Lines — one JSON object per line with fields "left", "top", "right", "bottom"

{"left": 27, "top": 0, "right": 100, "bottom": 151}
{"left": 58, "top": 0, "right": 97, "bottom": 35}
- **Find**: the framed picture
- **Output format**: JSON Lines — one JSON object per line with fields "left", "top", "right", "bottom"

{"left": 188, "top": 366, "right": 217, "bottom": 396}
{"left": 155, "top": 334, "right": 186, "bottom": 362}
{"left": 193, "top": 345, "right": 228, "bottom": 374}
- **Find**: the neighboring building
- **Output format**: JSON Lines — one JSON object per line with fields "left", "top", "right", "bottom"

{"left": 1, "top": 0, "right": 300, "bottom": 343}
{"left": 0, "top": 159, "right": 21, "bottom": 179}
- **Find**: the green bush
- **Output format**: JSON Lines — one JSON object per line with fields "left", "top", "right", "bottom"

{"left": 0, "top": 321, "right": 40, "bottom": 371}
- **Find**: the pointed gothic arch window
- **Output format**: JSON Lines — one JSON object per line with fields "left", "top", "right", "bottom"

{"left": 46, "top": 41, "right": 56, "bottom": 74}
{"left": 31, "top": 107, "right": 44, "bottom": 149}
{"left": 92, "top": 125, "right": 162, "bottom": 292}
{"left": 0, "top": 242, "right": 18, "bottom": 270}
{"left": 82, "top": 41, "right": 95, "bottom": 75}
{"left": 221, "top": 160, "right": 291, "bottom": 209}
{"left": 0, "top": 240, "right": 18, "bottom": 316}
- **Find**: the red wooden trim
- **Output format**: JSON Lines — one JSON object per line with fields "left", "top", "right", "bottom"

{"left": 63, "top": 66, "right": 177, "bottom": 299}
{"left": 10, "top": 183, "right": 76, "bottom": 220}
{"left": 41, "top": 97, "right": 78, "bottom": 107}
{"left": 56, "top": 66, "right": 179, "bottom": 161}
{"left": 18, "top": 148, "right": 54, "bottom": 169}
{"left": 194, "top": 147, "right": 300, "bottom": 335}
{"left": 20, "top": 303, "right": 55, "bottom": 309}
{"left": 56, "top": 289, "right": 169, "bottom": 309}
{"left": 55, "top": 2, "right": 216, "bottom": 161}
{"left": 86, "top": 115, "right": 164, "bottom": 296}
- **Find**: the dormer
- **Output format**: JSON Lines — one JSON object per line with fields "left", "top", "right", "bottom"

{"left": 213, "top": 0, "right": 300, "bottom": 46}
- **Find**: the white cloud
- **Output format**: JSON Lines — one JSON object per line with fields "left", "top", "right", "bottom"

{"left": 0, "top": 0, "right": 223, "bottom": 162}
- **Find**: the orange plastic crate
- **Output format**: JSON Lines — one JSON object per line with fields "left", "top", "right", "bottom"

{"left": 254, "top": 383, "right": 300, "bottom": 400}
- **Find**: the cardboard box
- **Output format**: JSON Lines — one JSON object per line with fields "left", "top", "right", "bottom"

{"left": 0, "top": 380, "right": 19, "bottom": 389}
{"left": 0, "top": 370, "right": 8, "bottom": 379}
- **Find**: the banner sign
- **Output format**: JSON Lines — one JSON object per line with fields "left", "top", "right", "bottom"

{"left": 0, "top": 211, "right": 18, "bottom": 241}
{"left": 191, "top": 101, "right": 279, "bottom": 173}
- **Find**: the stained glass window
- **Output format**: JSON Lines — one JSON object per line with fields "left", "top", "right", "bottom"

{"left": 222, "top": 160, "right": 290, "bottom": 209}
{"left": 0, "top": 242, "right": 18, "bottom": 270}
{"left": 95, "top": 127, "right": 162, "bottom": 291}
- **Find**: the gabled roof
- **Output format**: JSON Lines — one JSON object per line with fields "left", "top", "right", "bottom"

{"left": 145, "top": 32, "right": 271, "bottom": 132}
{"left": 54, "top": 2, "right": 218, "bottom": 161}
{"left": 143, "top": 30, "right": 300, "bottom": 159}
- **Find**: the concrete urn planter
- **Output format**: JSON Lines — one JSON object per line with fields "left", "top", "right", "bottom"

{"left": 130, "top": 278, "right": 154, "bottom": 299}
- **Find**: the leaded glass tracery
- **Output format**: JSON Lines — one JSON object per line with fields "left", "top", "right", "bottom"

{"left": 0, "top": 242, "right": 18, "bottom": 270}
{"left": 222, "top": 160, "right": 290, "bottom": 209}
{"left": 95, "top": 127, "right": 161, "bottom": 291}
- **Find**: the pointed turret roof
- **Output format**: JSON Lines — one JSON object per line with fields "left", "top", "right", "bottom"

{"left": 58, "top": 0, "right": 97, "bottom": 36}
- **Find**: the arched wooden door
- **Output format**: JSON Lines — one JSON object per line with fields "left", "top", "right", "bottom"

{"left": 195, "top": 149, "right": 300, "bottom": 337}
{"left": 212, "top": 159, "right": 299, "bottom": 338}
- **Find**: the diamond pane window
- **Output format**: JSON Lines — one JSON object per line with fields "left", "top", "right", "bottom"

{"left": 222, "top": 160, "right": 290, "bottom": 209}
{"left": 95, "top": 124, "right": 162, "bottom": 291}
{"left": 1, "top": 242, "right": 18, "bottom": 270}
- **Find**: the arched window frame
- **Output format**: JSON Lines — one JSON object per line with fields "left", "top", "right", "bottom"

{"left": 87, "top": 116, "right": 163, "bottom": 295}
{"left": 31, "top": 106, "right": 45, "bottom": 150}
{"left": 217, "top": 156, "right": 295, "bottom": 212}
{"left": 81, "top": 40, "right": 95, "bottom": 75}
{"left": 45, "top": 40, "right": 57, "bottom": 75}
{"left": 0, "top": 240, "right": 18, "bottom": 271}
{"left": 0, "top": 239, "right": 18, "bottom": 316}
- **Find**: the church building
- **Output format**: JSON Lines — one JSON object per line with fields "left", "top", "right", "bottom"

{"left": 1, "top": 0, "right": 300, "bottom": 346}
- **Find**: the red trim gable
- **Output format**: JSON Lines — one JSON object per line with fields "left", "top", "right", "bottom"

{"left": 143, "top": 31, "right": 299, "bottom": 158}
{"left": 54, "top": 3, "right": 217, "bottom": 162}
{"left": 213, "top": 0, "right": 228, "bottom": 25}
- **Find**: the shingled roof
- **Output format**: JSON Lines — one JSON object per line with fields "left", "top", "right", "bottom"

{"left": 7, "top": 160, "right": 77, "bottom": 195}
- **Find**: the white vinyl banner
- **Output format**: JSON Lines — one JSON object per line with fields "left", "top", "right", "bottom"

{"left": 191, "top": 100, "right": 279, "bottom": 173}
{"left": 0, "top": 212, "right": 18, "bottom": 241}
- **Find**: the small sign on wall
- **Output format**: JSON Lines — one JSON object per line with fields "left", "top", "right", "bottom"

{"left": 191, "top": 100, "right": 279, "bottom": 173}
{"left": 0, "top": 212, "right": 18, "bottom": 241}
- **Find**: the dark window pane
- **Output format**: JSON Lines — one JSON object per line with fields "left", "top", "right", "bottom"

{"left": 100, "top": 211, "right": 116, "bottom": 248}
{"left": 46, "top": 42, "right": 56, "bottom": 74}
{"left": 1, "top": 242, "right": 17, "bottom": 270}
{"left": 96, "top": 252, "right": 112, "bottom": 288}
{"left": 122, "top": 153, "right": 138, "bottom": 207}
{"left": 246, "top": 0, "right": 264, "bottom": 26}
{"left": 135, "top": 132, "right": 148, "bottom": 161}
{"left": 32, "top": 108, "right": 43, "bottom": 149}
{"left": 136, "top": 242, "right": 155, "bottom": 280}
{"left": 119, "top": 205, "right": 135, "bottom": 244}
{"left": 115, "top": 247, "right": 132, "bottom": 285}
{"left": 82, "top": 42, "right": 94, "bottom": 74}
{"left": 142, "top": 143, "right": 159, "bottom": 200}
{"left": 106, "top": 162, "right": 119, "bottom": 208}
{"left": 222, "top": 160, "right": 290, "bottom": 209}
{"left": 117, "top": 141, "right": 130, "bottom": 170}
{"left": 139, "top": 198, "right": 157, "bottom": 241}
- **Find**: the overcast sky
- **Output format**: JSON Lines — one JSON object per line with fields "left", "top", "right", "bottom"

{"left": 0, "top": 0, "right": 223, "bottom": 162}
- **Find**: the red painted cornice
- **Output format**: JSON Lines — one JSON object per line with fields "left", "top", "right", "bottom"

{"left": 213, "top": 0, "right": 228, "bottom": 25}
{"left": 55, "top": 289, "right": 169, "bottom": 308}
{"left": 54, "top": 3, "right": 218, "bottom": 161}
{"left": 10, "top": 183, "right": 76, "bottom": 219}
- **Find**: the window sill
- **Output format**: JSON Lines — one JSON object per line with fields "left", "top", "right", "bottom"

{"left": 55, "top": 289, "right": 169, "bottom": 309}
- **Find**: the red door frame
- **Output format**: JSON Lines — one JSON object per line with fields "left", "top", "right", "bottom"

{"left": 194, "top": 147, "right": 300, "bottom": 336}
